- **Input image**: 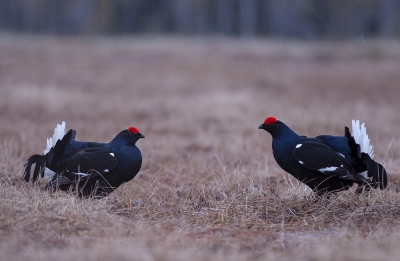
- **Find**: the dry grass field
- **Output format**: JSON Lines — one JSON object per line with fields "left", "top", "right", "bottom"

{"left": 1, "top": 34, "right": 400, "bottom": 260}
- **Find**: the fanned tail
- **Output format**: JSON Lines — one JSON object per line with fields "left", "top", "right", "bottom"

{"left": 349, "top": 120, "right": 388, "bottom": 190}
{"left": 351, "top": 120, "right": 374, "bottom": 159}
{"left": 44, "top": 121, "right": 66, "bottom": 154}
{"left": 23, "top": 121, "right": 67, "bottom": 183}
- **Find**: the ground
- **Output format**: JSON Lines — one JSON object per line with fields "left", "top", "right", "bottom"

{"left": 1, "top": 34, "right": 400, "bottom": 260}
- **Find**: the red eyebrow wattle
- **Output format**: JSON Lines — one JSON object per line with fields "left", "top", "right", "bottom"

{"left": 264, "top": 117, "right": 277, "bottom": 125}
{"left": 128, "top": 126, "right": 139, "bottom": 134}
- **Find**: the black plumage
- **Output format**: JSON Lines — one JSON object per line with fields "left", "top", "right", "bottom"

{"left": 24, "top": 123, "right": 144, "bottom": 198}
{"left": 259, "top": 117, "right": 387, "bottom": 195}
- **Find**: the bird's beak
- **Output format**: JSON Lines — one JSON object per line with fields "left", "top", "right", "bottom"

{"left": 138, "top": 133, "right": 145, "bottom": 139}
{"left": 258, "top": 124, "right": 266, "bottom": 130}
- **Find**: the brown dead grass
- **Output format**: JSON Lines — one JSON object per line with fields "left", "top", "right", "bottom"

{"left": 1, "top": 34, "right": 400, "bottom": 260}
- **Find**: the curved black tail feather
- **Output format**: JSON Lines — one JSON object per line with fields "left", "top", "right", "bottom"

{"left": 24, "top": 154, "right": 48, "bottom": 183}
{"left": 369, "top": 160, "right": 388, "bottom": 190}
{"left": 362, "top": 153, "right": 388, "bottom": 190}
{"left": 23, "top": 154, "right": 41, "bottom": 182}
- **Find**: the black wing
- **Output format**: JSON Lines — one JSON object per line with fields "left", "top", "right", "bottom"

{"left": 292, "top": 141, "right": 366, "bottom": 183}
{"left": 46, "top": 148, "right": 118, "bottom": 190}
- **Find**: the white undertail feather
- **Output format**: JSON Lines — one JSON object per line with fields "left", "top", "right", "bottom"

{"left": 359, "top": 171, "right": 368, "bottom": 179}
{"left": 44, "top": 121, "right": 66, "bottom": 154}
{"left": 351, "top": 120, "right": 374, "bottom": 159}
{"left": 44, "top": 168, "right": 56, "bottom": 180}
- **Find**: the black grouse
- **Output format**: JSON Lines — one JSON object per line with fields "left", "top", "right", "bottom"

{"left": 24, "top": 122, "right": 144, "bottom": 197}
{"left": 259, "top": 117, "right": 387, "bottom": 195}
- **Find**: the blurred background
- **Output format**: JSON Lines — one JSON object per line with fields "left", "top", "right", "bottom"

{"left": 0, "top": 0, "right": 399, "bottom": 38}
{"left": 1, "top": 2, "right": 400, "bottom": 260}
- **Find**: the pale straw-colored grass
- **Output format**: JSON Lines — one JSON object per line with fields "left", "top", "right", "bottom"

{"left": 1, "top": 35, "right": 400, "bottom": 260}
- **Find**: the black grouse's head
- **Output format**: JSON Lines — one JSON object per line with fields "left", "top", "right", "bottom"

{"left": 258, "top": 116, "right": 286, "bottom": 136}
{"left": 114, "top": 126, "right": 145, "bottom": 146}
